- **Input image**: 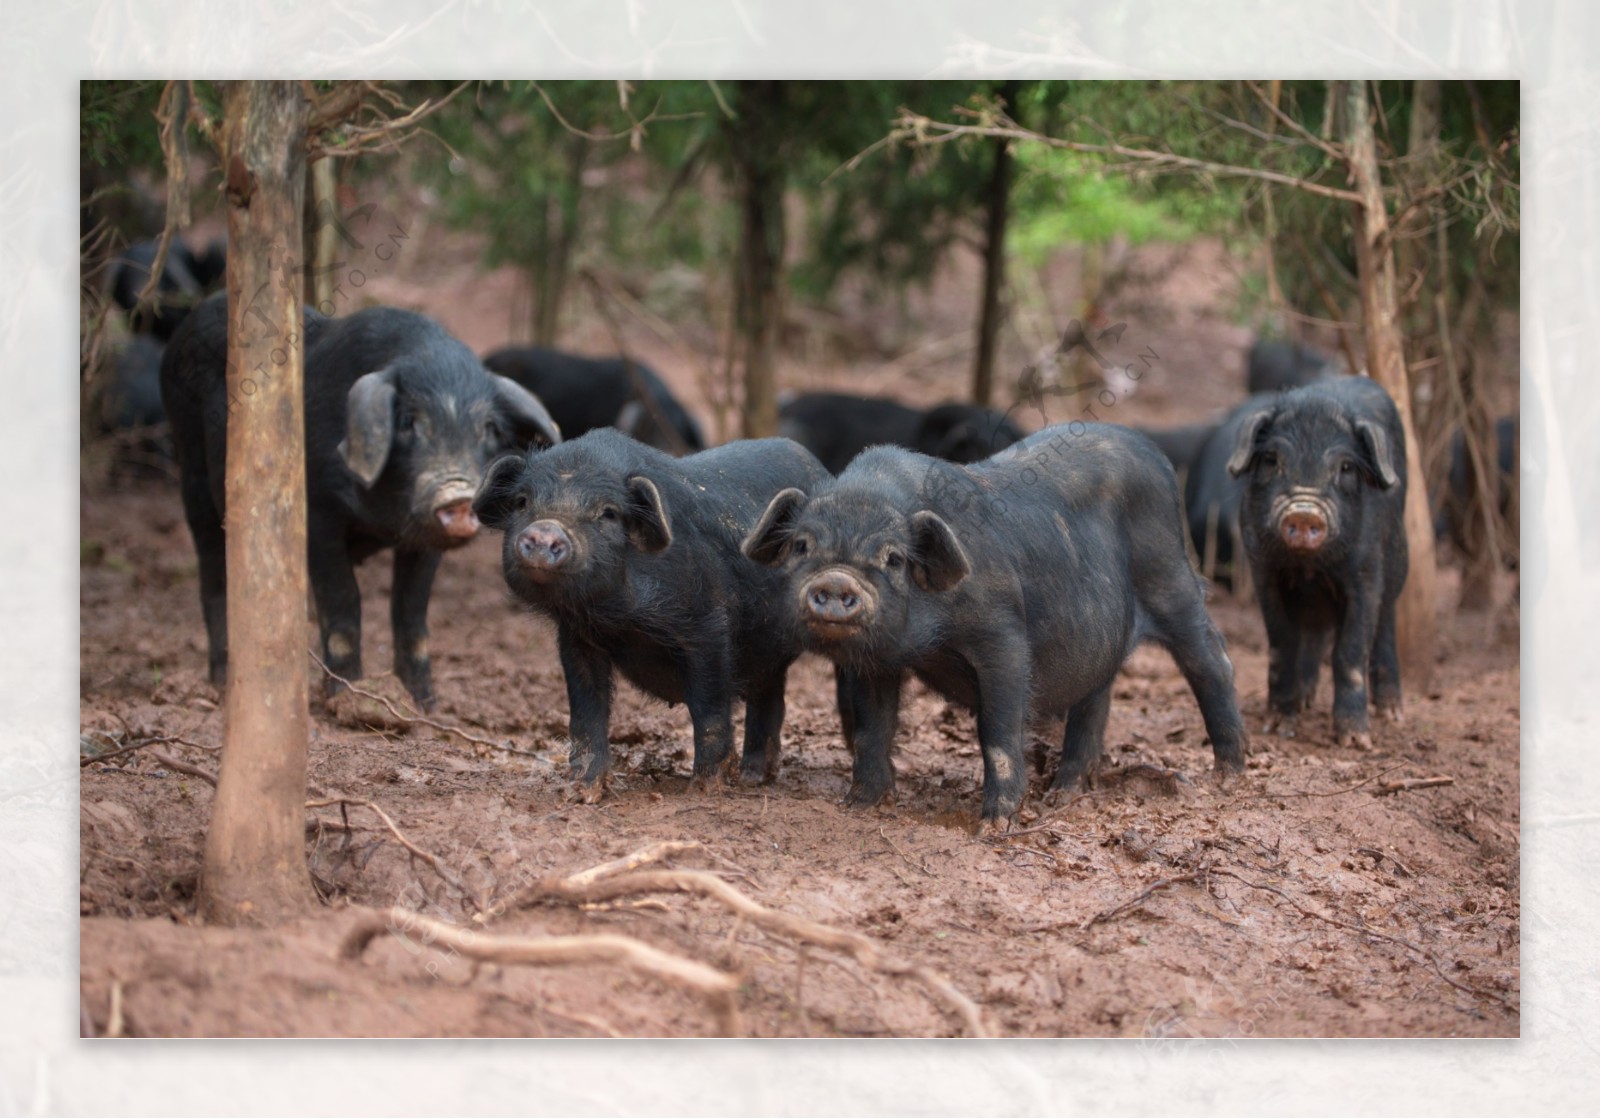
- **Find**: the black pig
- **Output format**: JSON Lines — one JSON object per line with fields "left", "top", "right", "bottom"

{"left": 743, "top": 425, "right": 1248, "bottom": 828}
{"left": 779, "top": 392, "right": 1024, "bottom": 474}
{"left": 1245, "top": 339, "right": 1343, "bottom": 394}
{"left": 473, "top": 429, "right": 830, "bottom": 793}
{"left": 162, "top": 293, "right": 561, "bottom": 707}
{"left": 482, "top": 345, "right": 705, "bottom": 454}
{"left": 1227, "top": 376, "right": 1408, "bottom": 746}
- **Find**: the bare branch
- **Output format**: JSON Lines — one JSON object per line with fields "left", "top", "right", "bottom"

{"left": 890, "top": 109, "right": 1364, "bottom": 206}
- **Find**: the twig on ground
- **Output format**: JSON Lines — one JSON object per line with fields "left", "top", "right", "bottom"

{"left": 510, "top": 866, "right": 988, "bottom": 1037}
{"left": 81, "top": 732, "right": 218, "bottom": 768}
{"left": 879, "top": 826, "right": 935, "bottom": 877}
{"left": 107, "top": 981, "right": 125, "bottom": 1039}
{"left": 311, "top": 652, "right": 553, "bottom": 764}
{"left": 1073, "top": 871, "right": 1208, "bottom": 932}
{"left": 1238, "top": 764, "right": 1406, "bottom": 800}
{"left": 1208, "top": 867, "right": 1515, "bottom": 1013}
{"left": 306, "top": 797, "right": 473, "bottom": 901}
{"left": 147, "top": 750, "right": 218, "bottom": 788}
{"left": 1355, "top": 847, "right": 1416, "bottom": 878}
{"left": 340, "top": 906, "right": 742, "bottom": 1036}
{"left": 1372, "top": 776, "right": 1455, "bottom": 796}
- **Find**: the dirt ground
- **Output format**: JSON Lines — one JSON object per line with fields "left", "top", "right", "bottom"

{"left": 79, "top": 218, "right": 1520, "bottom": 1038}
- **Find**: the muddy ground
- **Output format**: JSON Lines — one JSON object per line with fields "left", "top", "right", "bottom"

{"left": 79, "top": 222, "right": 1520, "bottom": 1038}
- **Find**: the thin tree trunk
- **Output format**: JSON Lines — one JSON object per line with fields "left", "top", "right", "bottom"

{"left": 1341, "top": 79, "right": 1437, "bottom": 694}
{"left": 972, "top": 80, "right": 1021, "bottom": 408}
{"left": 200, "top": 80, "right": 315, "bottom": 926}
{"left": 535, "top": 136, "right": 590, "bottom": 347}
{"left": 304, "top": 156, "right": 338, "bottom": 314}
{"left": 733, "top": 81, "right": 785, "bottom": 439}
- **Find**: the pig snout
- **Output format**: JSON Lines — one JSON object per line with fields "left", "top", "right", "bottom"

{"left": 434, "top": 498, "right": 480, "bottom": 540}
{"left": 1278, "top": 501, "right": 1329, "bottom": 553}
{"left": 800, "top": 569, "right": 873, "bottom": 632}
{"left": 516, "top": 520, "right": 573, "bottom": 576}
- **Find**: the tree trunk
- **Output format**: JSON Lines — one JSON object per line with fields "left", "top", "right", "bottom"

{"left": 733, "top": 81, "right": 785, "bottom": 439}
{"left": 304, "top": 156, "right": 338, "bottom": 314}
{"left": 972, "top": 80, "right": 1021, "bottom": 408}
{"left": 1341, "top": 80, "right": 1437, "bottom": 695}
{"left": 533, "top": 135, "right": 589, "bottom": 347}
{"left": 199, "top": 80, "right": 315, "bottom": 926}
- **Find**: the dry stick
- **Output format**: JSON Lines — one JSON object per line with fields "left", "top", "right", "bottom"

{"left": 341, "top": 906, "right": 743, "bottom": 1036}
{"left": 107, "top": 981, "right": 125, "bottom": 1039}
{"left": 478, "top": 840, "right": 701, "bottom": 925}
{"left": 1208, "top": 867, "right": 1515, "bottom": 1013}
{"left": 80, "top": 733, "right": 213, "bottom": 768}
{"left": 147, "top": 750, "right": 219, "bottom": 788}
{"left": 306, "top": 797, "right": 473, "bottom": 901}
{"left": 1237, "top": 764, "right": 1406, "bottom": 801}
{"left": 1372, "top": 776, "right": 1455, "bottom": 796}
{"left": 512, "top": 868, "right": 989, "bottom": 1037}
{"left": 310, "top": 651, "right": 553, "bottom": 764}
{"left": 879, "top": 826, "right": 935, "bottom": 878}
{"left": 1074, "top": 871, "right": 1207, "bottom": 933}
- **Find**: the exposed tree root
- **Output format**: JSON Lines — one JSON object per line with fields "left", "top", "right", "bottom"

{"left": 509, "top": 864, "right": 989, "bottom": 1037}
{"left": 340, "top": 906, "right": 743, "bottom": 1036}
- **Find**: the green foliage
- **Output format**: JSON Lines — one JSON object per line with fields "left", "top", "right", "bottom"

{"left": 80, "top": 81, "right": 167, "bottom": 173}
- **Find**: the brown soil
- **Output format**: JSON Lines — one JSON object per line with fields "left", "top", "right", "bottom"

{"left": 79, "top": 227, "right": 1520, "bottom": 1038}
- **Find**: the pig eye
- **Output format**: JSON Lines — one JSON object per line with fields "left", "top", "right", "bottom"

{"left": 599, "top": 505, "right": 619, "bottom": 522}
{"left": 396, "top": 411, "right": 415, "bottom": 435}
{"left": 513, "top": 493, "right": 528, "bottom": 512}
{"left": 885, "top": 551, "right": 904, "bottom": 570}
{"left": 483, "top": 420, "right": 503, "bottom": 446}
{"left": 1339, "top": 460, "right": 1355, "bottom": 475}
{"left": 792, "top": 538, "right": 809, "bottom": 557}
{"left": 1259, "top": 450, "right": 1278, "bottom": 469}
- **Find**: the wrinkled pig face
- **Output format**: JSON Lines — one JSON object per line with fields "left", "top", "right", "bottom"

{"left": 743, "top": 486, "right": 970, "bottom": 658}
{"left": 1227, "top": 400, "right": 1398, "bottom": 557}
{"left": 472, "top": 447, "right": 672, "bottom": 600}
{"left": 342, "top": 366, "right": 560, "bottom": 551}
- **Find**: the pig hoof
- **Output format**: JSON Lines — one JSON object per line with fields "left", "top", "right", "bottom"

{"left": 1337, "top": 728, "right": 1373, "bottom": 750}
{"left": 1263, "top": 715, "right": 1298, "bottom": 739}
{"left": 738, "top": 761, "right": 777, "bottom": 786}
{"left": 1041, "top": 782, "right": 1083, "bottom": 807}
{"left": 688, "top": 771, "right": 729, "bottom": 794}
{"left": 1378, "top": 704, "right": 1404, "bottom": 725}
{"left": 843, "top": 783, "right": 890, "bottom": 810}
{"left": 975, "top": 817, "right": 1014, "bottom": 839}
{"left": 568, "top": 779, "right": 606, "bottom": 805}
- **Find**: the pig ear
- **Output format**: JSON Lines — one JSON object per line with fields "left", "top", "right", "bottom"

{"left": 1225, "top": 409, "right": 1274, "bottom": 477}
{"left": 340, "top": 368, "right": 397, "bottom": 488}
{"left": 490, "top": 374, "right": 562, "bottom": 449}
{"left": 1354, "top": 419, "right": 1400, "bottom": 489}
{"left": 472, "top": 453, "right": 527, "bottom": 531}
{"left": 623, "top": 475, "right": 672, "bottom": 553}
{"left": 742, "top": 488, "right": 808, "bottom": 566}
{"left": 909, "top": 510, "right": 970, "bottom": 593}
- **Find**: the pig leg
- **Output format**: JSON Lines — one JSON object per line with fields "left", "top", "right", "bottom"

{"left": 839, "top": 670, "right": 902, "bottom": 808}
{"left": 1369, "top": 593, "right": 1402, "bottom": 721}
{"left": 739, "top": 667, "right": 788, "bottom": 785}
{"left": 1050, "top": 681, "right": 1112, "bottom": 795}
{"left": 391, "top": 548, "right": 441, "bottom": 710}
{"left": 834, "top": 665, "right": 857, "bottom": 757}
{"left": 1139, "top": 582, "right": 1249, "bottom": 775}
{"left": 974, "top": 649, "right": 1031, "bottom": 826}
{"left": 179, "top": 470, "right": 229, "bottom": 687}
{"left": 558, "top": 626, "right": 615, "bottom": 795}
{"left": 684, "top": 638, "right": 737, "bottom": 789}
{"left": 308, "top": 526, "right": 363, "bottom": 697}
{"left": 1258, "top": 579, "right": 1308, "bottom": 735}
{"left": 1331, "top": 593, "right": 1381, "bottom": 748}
{"left": 1295, "top": 628, "right": 1331, "bottom": 712}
